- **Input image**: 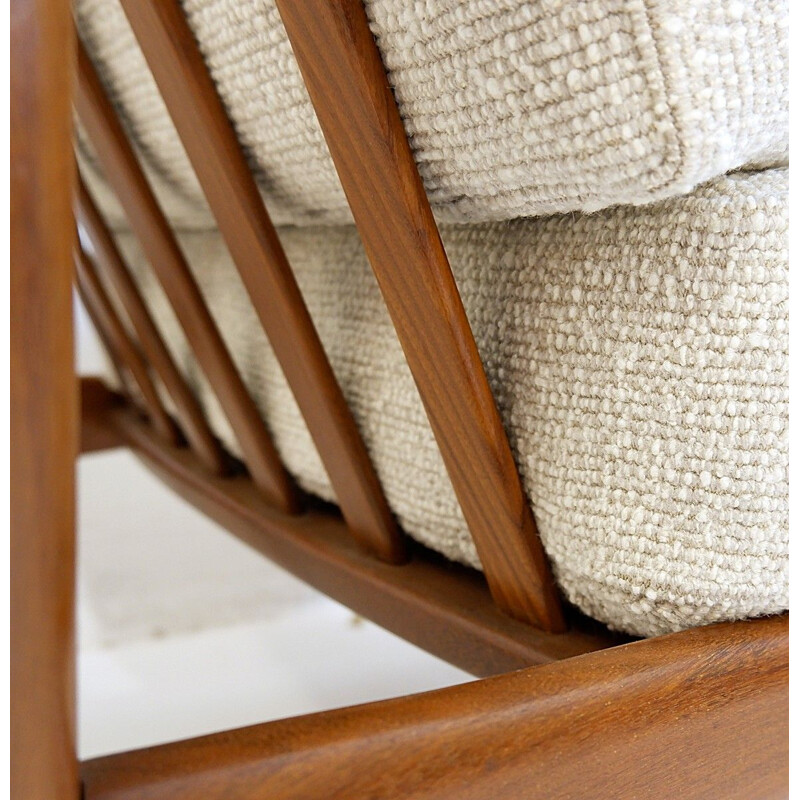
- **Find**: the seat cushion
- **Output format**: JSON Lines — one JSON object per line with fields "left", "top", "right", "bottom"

{"left": 110, "top": 168, "right": 789, "bottom": 637}
{"left": 77, "top": 0, "right": 787, "bottom": 230}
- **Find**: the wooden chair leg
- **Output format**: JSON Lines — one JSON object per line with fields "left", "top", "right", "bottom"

{"left": 11, "top": 0, "right": 79, "bottom": 797}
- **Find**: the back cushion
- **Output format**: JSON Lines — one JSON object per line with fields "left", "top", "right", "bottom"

{"left": 76, "top": 0, "right": 788, "bottom": 230}
{"left": 113, "top": 169, "right": 789, "bottom": 637}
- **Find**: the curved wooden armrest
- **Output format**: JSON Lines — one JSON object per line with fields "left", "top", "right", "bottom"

{"left": 82, "top": 614, "right": 788, "bottom": 800}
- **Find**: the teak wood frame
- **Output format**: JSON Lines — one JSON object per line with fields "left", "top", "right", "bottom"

{"left": 10, "top": 0, "right": 788, "bottom": 798}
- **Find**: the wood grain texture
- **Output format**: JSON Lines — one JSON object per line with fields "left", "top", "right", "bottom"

{"left": 276, "top": 0, "right": 564, "bottom": 629}
{"left": 75, "top": 247, "right": 181, "bottom": 446}
{"left": 119, "top": 0, "right": 405, "bottom": 563}
{"left": 82, "top": 614, "right": 788, "bottom": 800}
{"left": 82, "top": 380, "right": 620, "bottom": 676}
{"left": 76, "top": 175, "right": 227, "bottom": 475}
{"left": 11, "top": 0, "right": 79, "bottom": 796}
{"left": 75, "top": 40, "right": 298, "bottom": 512}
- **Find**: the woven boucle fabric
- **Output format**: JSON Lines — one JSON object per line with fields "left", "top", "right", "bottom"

{"left": 108, "top": 169, "right": 789, "bottom": 637}
{"left": 76, "top": 0, "right": 787, "bottom": 231}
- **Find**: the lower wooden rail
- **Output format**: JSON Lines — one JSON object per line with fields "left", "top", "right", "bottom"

{"left": 79, "top": 378, "right": 622, "bottom": 676}
{"left": 81, "top": 614, "right": 788, "bottom": 800}
{"left": 78, "top": 380, "right": 788, "bottom": 798}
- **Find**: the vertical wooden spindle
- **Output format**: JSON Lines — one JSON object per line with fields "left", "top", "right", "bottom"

{"left": 75, "top": 40, "right": 298, "bottom": 512}
{"left": 117, "top": 0, "right": 405, "bottom": 563}
{"left": 76, "top": 176, "right": 227, "bottom": 475}
{"left": 276, "top": 0, "right": 565, "bottom": 630}
{"left": 74, "top": 246, "right": 181, "bottom": 446}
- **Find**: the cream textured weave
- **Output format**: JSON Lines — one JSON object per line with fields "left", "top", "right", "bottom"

{"left": 76, "top": 0, "right": 788, "bottom": 230}
{"left": 110, "top": 169, "right": 789, "bottom": 637}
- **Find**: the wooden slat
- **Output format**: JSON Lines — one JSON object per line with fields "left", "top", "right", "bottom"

{"left": 75, "top": 247, "right": 181, "bottom": 447}
{"left": 276, "top": 0, "right": 565, "bottom": 629}
{"left": 10, "top": 0, "right": 79, "bottom": 796}
{"left": 75, "top": 40, "right": 298, "bottom": 513}
{"left": 118, "top": 0, "right": 405, "bottom": 563}
{"left": 82, "top": 614, "right": 788, "bottom": 800}
{"left": 76, "top": 175, "right": 227, "bottom": 475}
{"left": 81, "top": 380, "right": 621, "bottom": 677}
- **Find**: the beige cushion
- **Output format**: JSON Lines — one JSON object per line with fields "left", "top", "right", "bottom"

{"left": 77, "top": 0, "right": 787, "bottom": 229}
{"left": 110, "top": 169, "right": 789, "bottom": 637}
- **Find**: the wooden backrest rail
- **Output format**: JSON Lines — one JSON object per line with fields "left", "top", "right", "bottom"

{"left": 276, "top": 0, "right": 565, "bottom": 631}
{"left": 82, "top": 380, "right": 621, "bottom": 676}
{"left": 74, "top": 247, "right": 181, "bottom": 447}
{"left": 118, "top": 0, "right": 405, "bottom": 564}
{"left": 75, "top": 40, "right": 298, "bottom": 513}
{"left": 76, "top": 175, "right": 227, "bottom": 476}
